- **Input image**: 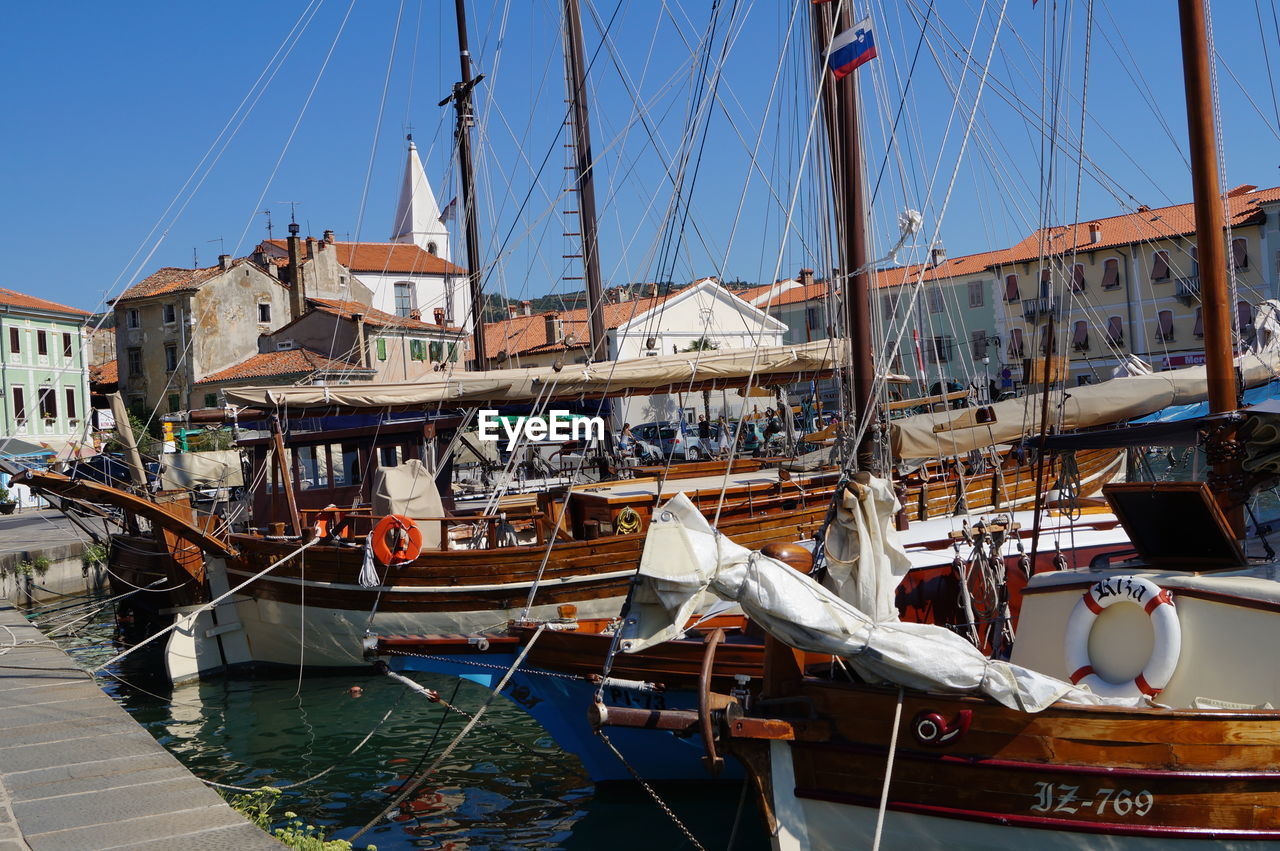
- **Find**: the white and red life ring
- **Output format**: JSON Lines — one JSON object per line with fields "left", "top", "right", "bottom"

{"left": 1064, "top": 575, "right": 1180, "bottom": 699}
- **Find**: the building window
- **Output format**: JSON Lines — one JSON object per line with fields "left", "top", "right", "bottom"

{"left": 1151, "top": 250, "right": 1171, "bottom": 282}
{"left": 258, "top": 302, "right": 271, "bottom": 323}
{"left": 1072, "top": 320, "right": 1089, "bottom": 351}
{"left": 295, "top": 445, "right": 329, "bottom": 491}
{"left": 429, "top": 341, "right": 443, "bottom": 362}
{"left": 65, "top": 388, "right": 76, "bottom": 421}
{"left": 12, "top": 387, "right": 25, "bottom": 423}
{"left": 427, "top": 242, "right": 438, "bottom": 256}
{"left": 1194, "top": 307, "right": 1204, "bottom": 338}
{"left": 1101, "top": 258, "right": 1120, "bottom": 290}
{"left": 881, "top": 295, "right": 895, "bottom": 320}
{"left": 394, "top": 282, "right": 415, "bottom": 317}
{"left": 165, "top": 344, "right": 178, "bottom": 372}
{"left": 62, "top": 333, "right": 73, "bottom": 359}
{"left": 36, "top": 331, "right": 47, "bottom": 356}
{"left": 1156, "top": 310, "right": 1175, "bottom": 342}
{"left": 970, "top": 329, "right": 989, "bottom": 359}
{"left": 926, "top": 336, "right": 953, "bottom": 364}
{"left": 967, "top": 281, "right": 985, "bottom": 308}
{"left": 1188, "top": 245, "right": 1199, "bottom": 277}
{"left": 927, "top": 287, "right": 944, "bottom": 314}
{"left": 127, "top": 309, "right": 140, "bottom": 328}
{"left": 1004, "top": 274, "right": 1020, "bottom": 303}
{"left": 1107, "top": 316, "right": 1125, "bottom": 346}
{"left": 1233, "top": 237, "right": 1249, "bottom": 270}
{"left": 1239, "top": 301, "right": 1255, "bottom": 332}
{"left": 448, "top": 342, "right": 459, "bottom": 362}
{"left": 204, "top": 393, "right": 218, "bottom": 408}
{"left": 1039, "top": 267, "right": 1052, "bottom": 297}
{"left": 410, "top": 339, "right": 425, "bottom": 361}
{"left": 126, "top": 347, "right": 143, "bottom": 377}
{"left": 38, "top": 386, "right": 56, "bottom": 420}
{"left": 1070, "top": 264, "right": 1086, "bottom": 293}
{"left": 1007, "top": 328, "right": 1024, "bottom": 359}
{"left": 376, "top": 338, "right": 387, "bottom": 361}
{"left": 8, "top": 327, "right": 18, "bottom": 354}
{"left": 806, "top": 306, "right": 821, "bottom": 332}
{"left": 168, "top": 393, "right": 181, "bottom": 413}
{"left": 162, "top": 303, "right": 176, "bottom": 323}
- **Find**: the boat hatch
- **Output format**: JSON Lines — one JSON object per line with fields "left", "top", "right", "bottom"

{"left": 1102, "top": 481, "right": 1246, "bottom": 569}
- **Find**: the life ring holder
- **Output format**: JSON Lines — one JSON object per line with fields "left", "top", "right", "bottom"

{"left": 1064, "top": 575, "right": 1180, "bottom": 699}
{"left": 371, "top": 514, "right": 423, "bottom": 567}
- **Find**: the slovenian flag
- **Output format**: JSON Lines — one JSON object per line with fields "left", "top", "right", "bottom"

{"left": 828, "top": 17, "right": 877, "bottom": 79}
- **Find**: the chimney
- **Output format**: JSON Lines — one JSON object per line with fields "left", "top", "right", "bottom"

{"left": 306, "top": 236, "right": 316, "bottom": 259}
{"left": 286, "top": 222, "right": 305, "bottom": 321}
{"left": 930, "top": 243, "right": 947, "bottom": 267}
{"left": 218, "top": 254, "right": 232, "bottom": 271}
{"left": 323, "top": 229, "right": 335, "bottom": 244}
{"left": 508, "top": 303, "right": 518, "bottom": 319}
{"left": 544, "top": 313, "right": 561, "bottom": 345}
{"left": 1087, "top": 221, "right": 1102, "bottom": 244}
{"left": 799, "top": 268, "right": 815, "bottom": 288}
{"left": 617, "top": 289, "right": 630, "bottom": 303}
{"left": 433, "top": 307, "right": 446, "bottom": 326}
{"left": 409, "top": 308, "right": 422, "bottom": 321}
{"left": 520, "top": 300, "right": 531, "bottom": 316}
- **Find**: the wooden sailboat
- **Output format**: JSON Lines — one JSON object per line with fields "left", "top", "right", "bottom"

{"left": 593, "top": 2, "right": 1280, "bottom": 847}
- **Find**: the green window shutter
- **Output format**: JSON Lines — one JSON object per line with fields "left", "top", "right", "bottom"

{"left": 429, "top": 341, "right": 443, "bottom": 361}
{"left": 204, "top": 393, "right": 217, "bottom": 408}
{"left": 168, "top": 393, "right": 181, "bottom": 412}
{"left": 410, "top": 340, "right": 423, "bottom": 361}
{"left": 376, "top": 338, "right": 387, "bottom": 361}
{"left": 448, "top": 342, "right": 459, "bottom": 362}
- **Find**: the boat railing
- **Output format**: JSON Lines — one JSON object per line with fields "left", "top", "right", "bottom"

{"left": 297, "top": 507, "right": 547, "bottom": 550}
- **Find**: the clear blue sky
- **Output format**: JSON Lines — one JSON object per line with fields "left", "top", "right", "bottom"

{"left": 3, "top": 1, "right": 1278, "bottom": 314}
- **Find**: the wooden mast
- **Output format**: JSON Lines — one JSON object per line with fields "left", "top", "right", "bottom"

{"left": 449, "top": 0, "right": 487, "bottom": 369}
{"left": 813, "top": 3, "right": 877, "bottom": 472}
{"left": 1177, "top": 0, "right": 1243, "bottom": 531}
{"left": 563, "top": 0, "right": 607, "bottom": 364}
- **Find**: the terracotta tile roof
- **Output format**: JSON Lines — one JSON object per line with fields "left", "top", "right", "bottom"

{"left": 999, "top": 184, "right": 1280, "bottom": 263}
{"left": 90, "top": 359, "right": 118, "bottom": 384}
{"left": 0, "top": 287, "right": 91, "bottom": 317}
{"left": 308, "top": 298, "right": 464, "bottom": 333}
{"left": 114, "top": 263, "right": 242, "bottom": 303}
{"left": 483, "top": 295, "right": 673, "bottom": 359}
{"left": 263, "top": 239, "right": 467, "bottom": 276}
{"left": 196, "top": 347, "right": 361, "bottom": 385}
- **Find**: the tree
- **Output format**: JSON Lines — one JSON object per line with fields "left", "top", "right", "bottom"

{"left": 684, "top": 337, "right": 719, "bottom": 352}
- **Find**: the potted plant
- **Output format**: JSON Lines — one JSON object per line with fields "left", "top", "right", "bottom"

{"left": 0, "top": 487, "right": 14, "bottom": 515}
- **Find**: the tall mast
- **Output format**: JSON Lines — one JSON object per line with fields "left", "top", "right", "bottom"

{"left": 448, "top": 0, "right": 487, "bottom": 369}
{"left": 1177, "top": 0, "right": 1242, "bottom": 530}
{"left": 563, "top": 0, "right": 607, "bottom": 363}
{"left": 812, "top": 3, "right": 877, "bottom": 472}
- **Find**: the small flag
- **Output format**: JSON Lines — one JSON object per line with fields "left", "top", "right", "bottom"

{"left": 828, "top": 17, "right": 877, "bottom": 79}
{"left": 438, "top": 197, "right": 457, "bottom": 223}
{"left": 913, "top": 328, "right": 925, "bottom": 375}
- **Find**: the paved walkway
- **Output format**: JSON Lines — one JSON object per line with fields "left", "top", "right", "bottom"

{"left": 0, "top": 604, "right": 280, "bottom": 849}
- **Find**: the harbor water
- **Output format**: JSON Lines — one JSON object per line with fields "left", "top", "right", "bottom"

{"left": 36, "top": 610, "right": 767, "bottom": 850}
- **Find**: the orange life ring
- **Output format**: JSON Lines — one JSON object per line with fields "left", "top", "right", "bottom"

{"left": 313, "top": 505, "right": 346, "bottom": 538}
{"left": 371, "top": 514, "right": 423, "bottom": 566}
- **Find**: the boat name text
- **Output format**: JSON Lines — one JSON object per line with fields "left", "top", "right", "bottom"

{"left": 1030, "top": 782, "right": 1154, "bottom": 817}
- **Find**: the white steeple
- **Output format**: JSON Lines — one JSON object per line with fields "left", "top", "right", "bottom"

{"left": 391, "top": 137, "right": 451, "bottom": 261}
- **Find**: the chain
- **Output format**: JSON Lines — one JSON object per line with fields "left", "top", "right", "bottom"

{"left": 381, "top": 648, "right": 585, "bottom": 680}
{"left": 594, "top": 728, "right": 706, "bottom": 851}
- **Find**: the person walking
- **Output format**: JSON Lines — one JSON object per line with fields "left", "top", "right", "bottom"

{"left": 696, "top": 414, "right": 713, "bottom": 459}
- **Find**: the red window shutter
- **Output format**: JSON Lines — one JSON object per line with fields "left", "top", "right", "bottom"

{"left": 1008, "top": 328, "right": 1024, "bottom": 358}
{"left": 1151, "top": 251, "right": 1170, "bottom": 281}
{"left": 1072, "top": 320, "right": 1089, "bottom": 349}
{"left": 1071, "top": 265, "right": 1085, "bottom": 292}
{"left": 1194, "top": 307, "right": 1203, "bottom": 337}
{"left": 1158, "top": 310, "right": 1174, "bottom": 340}
{"left": 1004, "top": 275, "right": 1020, "bottom": 302}
{"left": 1101, "top": 259, "right": 1119, "bottom": 288}
{"left": 1107, "top": 316, "right": 1124, "bottom": 345}
{"left": 1233, "top": 238, "right": 1248, "bottom": 269}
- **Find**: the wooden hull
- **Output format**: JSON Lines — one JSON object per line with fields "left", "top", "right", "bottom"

{"left": 735, "top": 680, "right": 1280, "bottom": 848}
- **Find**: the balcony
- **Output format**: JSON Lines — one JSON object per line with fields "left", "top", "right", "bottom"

{"left": 1021, "top": 297, "right": 1057, "bottom": 321}
{"left": 1175, "top": 276, "right": 1201, "bottom": 305}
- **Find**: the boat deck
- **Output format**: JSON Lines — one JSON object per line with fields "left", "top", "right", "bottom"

{"left": 572, "top": 467, "right": 803, "bottom": 500}
{"left": 0, "top": 604, "right": 280, "bottom": 850}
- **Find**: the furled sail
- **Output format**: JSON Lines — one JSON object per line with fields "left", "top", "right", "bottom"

{"left": 222, "top": 340, "right": 838, "bottom": 411}
{"left": 891, "top": 347, "right": 1280, "bottom": 460}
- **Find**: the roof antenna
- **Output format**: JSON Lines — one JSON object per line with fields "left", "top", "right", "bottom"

{"left": 193, "top": 247, "right": 198, "bottom": 268}
{"left": 207, "top": 236, "right": 225, "bottom": 256}
{"left": 277, "top": 201, "right": 300, "bottom": 237}
{"left": 261, "top": 209, "right": 273, "bottom": 239}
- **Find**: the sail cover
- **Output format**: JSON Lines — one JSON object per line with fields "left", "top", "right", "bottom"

{"left": 891, "top": 348, "right": 1280, "bottom": 460}
{"left": 619, "top": 490, "right": 1142, "bottom": 712}
{"left": 222, "top": 340, "right": 838, "bottom": 411}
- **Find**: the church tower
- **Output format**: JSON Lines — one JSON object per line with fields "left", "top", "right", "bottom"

{"left": 390, "top": 137, "right": 451, "bottom": 261}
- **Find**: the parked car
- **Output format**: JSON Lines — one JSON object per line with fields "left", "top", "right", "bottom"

{"left": 630, "top": 421, "right": 706, "bottom": 460}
